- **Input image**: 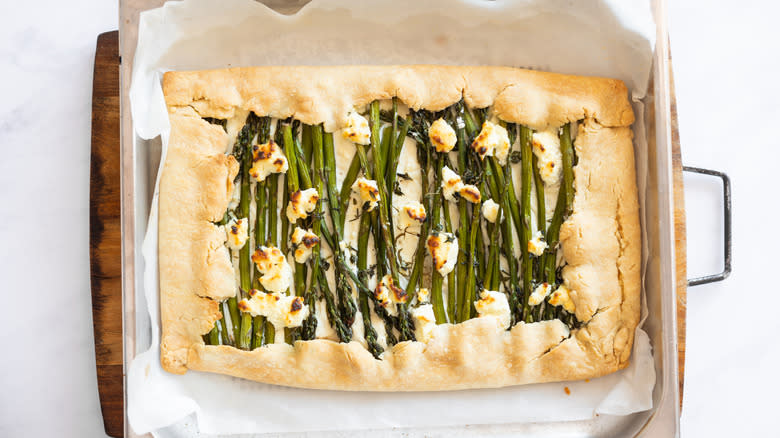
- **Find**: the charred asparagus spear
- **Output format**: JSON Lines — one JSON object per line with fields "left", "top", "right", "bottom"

{"left": 339, "top": 145, "right": 366, "bottom": 230}
{"left": 263, "top": 173, "right": 279, "bottom": 344}
{"left": 306, "top": 124, "right": 352, "bottom": 342}
{"left": 334, "top": 124, "right": 402, "bottom": 345}
{"left": 459, "top": 199, "right": 482, "bottom": 322}
{"left": 234, "top": 113, "right": 261, "bottom": 350}
{"left": 367, "top": 101, "right": 414, "bottom": 341}
{"left": 543, "top": 123, "right": 576, "bottom": 320}
{"left": 251, "top": 178, "right": 267, "bottom": 348}
{"left": 249, "top": 117, "right": 272, "bottom": 349}
{"left": 452, "top": 104, "right": 471, "bottom": 324}
{"left": 356, "top": 214, "right": 383, "bottom": 358}
{"left": 403, "top": 112, "right": 431, "bottom": 302}
{"left": 518, "top": 125, "right": 534, "bottom": 323}
{"left": 323, "top": 131, "right": 358, "bottom": 333}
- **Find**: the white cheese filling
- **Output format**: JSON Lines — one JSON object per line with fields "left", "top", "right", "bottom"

{"left": 472, "top": 120, "right": 510, "bottom": 164}
{"left": 426, "top": 230, "right": 459, "bottom": 276}
{"left": 441, "top": 166, "right": 463, "bottom": 202}
{"left": 397, "top": 201, "right": 427, "bottom": 231}
{"left": 239, "top": 291, "right": 309, "bottom": 328}
{"left": 441, "top": 166, "right": 481, "bottom": 203}
{"left": 291, "top": 227, "right": 319, "bottom": 263}
{"left": 474, "top": 290, "right": 511, "bottom": 329}
{"left": 374, "top": 274, "right": 408, "bottom": 315}
{"left": 352, "top": 178, "right": 380, "bottom": 212}
{"left": 528, "top": 282, "right": 552, "bottom": 306}
{"left": 482, "top": 199, "right": 500, "bottom": 223}
{"left": 249, "top": 139, "right": 288, "bottom": 182}
{"left": 532, "top": 129, "right": 563, "bottom": 186}
{"left": 391, "top": 137, "right": 425, "bottom": 277}
{"left": 341, "top": 112, "right": 371, "bottom": 145}
{"left": 549, "top": 285, "right": 576, "bottom": 313}
{"left": 227, "top": 182, "right": 241, "bottom": 211}
{"left": 429, "top": 118, "right": 457, "bottom": 153}
{"left": 416, "top": 288, "right": 430, "bottom": 304}
{"left": 251, "top": 245, "right": 293, "bottom": 293}
{"left": 411, "top": 304, "right": 437, "bottom": 342}
{"left": 527, "top": 230, "right": 547, "bottom": 256}
{"left": 286, "top": 187, "right": 319, "bottom": 222}
{"left": 224, "top": 217, "right": 249, "bottom": 250}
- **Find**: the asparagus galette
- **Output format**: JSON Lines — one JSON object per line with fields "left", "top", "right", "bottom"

{"left": 158, "top": 66, "right": 640, "bottom": 390}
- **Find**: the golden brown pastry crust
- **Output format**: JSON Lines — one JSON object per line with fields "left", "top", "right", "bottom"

{"left": 158, "top": 65, "right": 640, "bottom": 389}
{"left": 162, "top": 65, "right": 634, "bottom": 132}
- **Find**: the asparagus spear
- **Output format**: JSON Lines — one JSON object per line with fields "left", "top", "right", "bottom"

{"left": 203, "top": 117, "right": 227, "bottom": 131}
{"left": 452, "top": 104, "right": 471, "bottom": 324}
{"left": 339, "top": 145, "right": 365, "bottom": 230}
{"left": 270, "top": 121, "right": 286, "bottom": 341}
{"left": 252, "top": 178, "right": 267, "bottom": 349}
{"left": 206, "top": 326, "right": 220, "bottom": 345}
{"left": 365, "top": 146, "right": 398, "bottom": 343}
{"left": 532, "top": 154, "right": 546, "bottom": 239}
{"left": 280, "top": 174, "right": 290, "bottom": 255}
{"left": 319, "top": 211, "right": 399, "bottom": 347}
{"left": 322, "top": 132, "right": 343, "bottom": 236}
{"left": 402, "top": 120, "right": 431, "bottom": 300}
{"left": 428, "top": 162, "right": 447, "bottom": 323}
{"left": 518, "top": 125, "right": 534, "bottom": 323}
{"left": 530, "top": 152, "right": 549, "bottom": 320}
{"left": 500, "top": 189, "right": 520, "bottom": 325}
{"left": 542, "top": 123, "right": 576, "bottom": 320}
{"left": 368, "top": 101, "right": 414, "bottom": 341}
{"left": 234, "top": 114, "right": 262, "bottom": 350}
{"left": 459, "top": 199, "right": 482, "bottom": 322}
{"left": 440, "top": 155, "right": 459, "bottom": 323}
{"left": 474, "top": 199, "right": 487, "bottom": 281}
{"left": 306, "top": 124, "right": 355, "bottom": 341}
{"left": 407, "top": 109, "right": 449, "bottom": 325}
{"left": 560, "top": 123, "right": 575, "bottom": 212}
{"left": 301, "top": 124, "right": 313, "bottom": 166}
{"left": 261, "top": 165, "right": 280, "bottom": 344}
{"left": 463, "top": 105, "right": 524, "bottom": 251}
{"left": 278, "top": 122, "right": 307, "bottom": 344}
{"left": 483, "top": 207, "right": 503, "bottom": 291}
{"left": 241, "top": 117, "right": 272, "bottom": 348}
{"left": 377, "top": 124, "right": 392, "bottom": 184}
{"left": 322, "top": 131, "right": 358, "bottom": 331}
{"left": 559, "top": 122, "right": 576, "bottom": 274}
{"left": 384, "top": 98, "right": 411, "bottom": 215}
{"left": 467, "top": 130, "right": 521, "bottom": 324}
{"left": 294, "top": 130, "right": 313, "bottom": 189}
{"left": 315, "top": 265, "right": 351, "bottom": 342}
{"left": 543, "top": 183, "right": 567, "bottom": 320}
{"left": 217, "top": 310, "right": 230, "bottom": 345}
{"left": 367, "top": 102, "right": 401, "bottom": 280}
{"left": 356, "top": 214, "right": 384, "bottom": 357}
{"left": 296, "top": 125, "right": 319, "bottom": 340}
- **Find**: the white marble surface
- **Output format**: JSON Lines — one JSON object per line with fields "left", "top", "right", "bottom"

{"left": 0, "top": 1, "right": 775, "bottom": 436}
{"left": 669, "top": 2, "right": 780, "bottom": 436}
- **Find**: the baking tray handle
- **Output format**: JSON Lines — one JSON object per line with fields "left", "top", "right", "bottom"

{"left": 683, "top": 166, "right": 732, "bottom": 286}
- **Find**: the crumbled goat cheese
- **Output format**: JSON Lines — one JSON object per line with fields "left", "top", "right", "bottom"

{"left": 286, "top": 188, "right": 319, "bottom": 222}
{"left": 251, "top": 245, "right": 293, "bottom": 293}
{"left": 474, "top": 290, "right": 511, "bottom": 329}
{"left": 291, "top": 227, "right": 319, "bottom": 263}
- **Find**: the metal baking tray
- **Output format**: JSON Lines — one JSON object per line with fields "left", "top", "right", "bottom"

{"left": 118, "top": 0, "right": 682, "bottom": 435}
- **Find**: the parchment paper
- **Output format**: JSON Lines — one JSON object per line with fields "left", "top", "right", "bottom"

{"left": 127, "top": 0, "right": 657, "bottom": 435}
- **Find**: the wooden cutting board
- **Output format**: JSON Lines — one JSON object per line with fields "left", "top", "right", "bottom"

{"left": 90, "top": 31, "right": 123, "bottom": 438}
{"left": 89, "top": 30, "right": 688, "bottom": 437}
